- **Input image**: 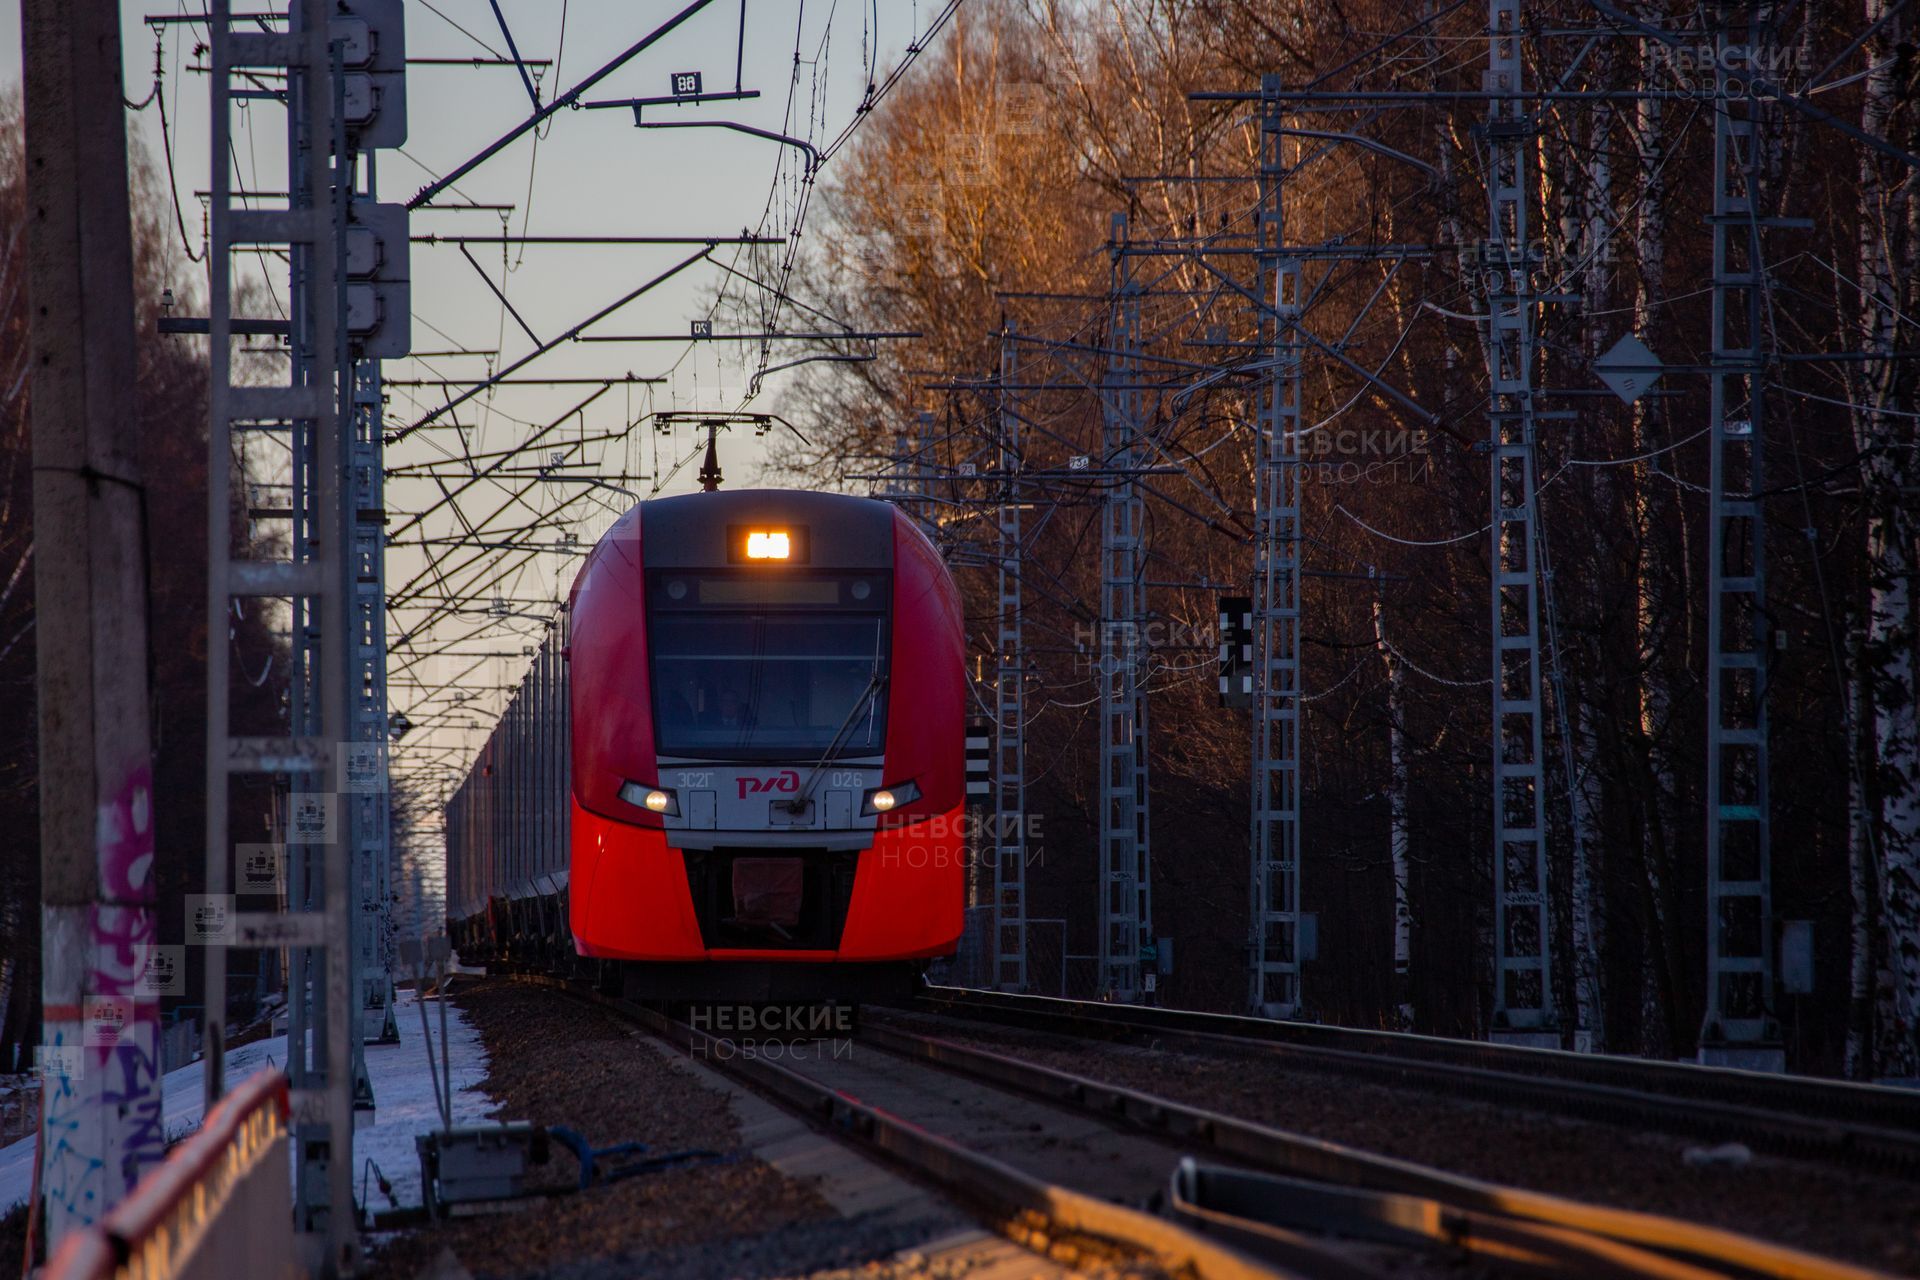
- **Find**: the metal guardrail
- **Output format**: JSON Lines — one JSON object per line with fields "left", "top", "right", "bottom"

{"left": 44, "top": 1070, "right": 298, "bottom": 1280}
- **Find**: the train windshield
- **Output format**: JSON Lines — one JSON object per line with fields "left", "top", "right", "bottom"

{"left": 648, "top": 574, "right": 889, "bottom": 759}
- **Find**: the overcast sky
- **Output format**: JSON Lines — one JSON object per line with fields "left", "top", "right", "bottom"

{"left": 0, "top": 2, "right": 956, "bottom": 804}
{"left": 2, "top": 1, "right": 936, "bottom": 470}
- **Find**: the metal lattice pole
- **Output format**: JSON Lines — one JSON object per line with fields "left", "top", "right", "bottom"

{"left": 1700, "top": 1, "right": 1781, "bottom": 1067}
{"left": 352, "top": 353, "right": 399, "bottom": 1045}
{"left": 1097, "top": 213, "right": 1152, "bottom": 1003}
{"left": 888, "top": 425, "right": 913, "bottom": 503}
{"left": 1248, "top": 76, "right": 1305, "bottom": 1019}
{"left": 203, "top": 1, "right": 359, "bottom": 1267}
{"left": 916, "top": 408, "right": 939, "bottom": 533}
{"left": 993, "top": 325, "right": 1029, "bottom": 991}
{"left": 1483, "top": 0, "right": 1556, "bottom": 1040}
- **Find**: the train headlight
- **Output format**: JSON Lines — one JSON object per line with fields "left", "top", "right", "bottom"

{"left": 619, "top": 781, "right": 678, "bottom": 816}
{"left": 745, "top": 530, "right": 790, "bottom": 560}
{"left": 862, "top": 780, "right": 921, "bottom": 816}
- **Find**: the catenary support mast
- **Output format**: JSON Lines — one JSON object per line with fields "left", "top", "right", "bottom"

{"left": 1700, "top": 0, "right": 1783, "bottom": 1069}
{"left": 203, "top": 1, "right": 361, "bottom": 1269}
{"left": 1483, "top": 0, "right": 1557, "bottom": 1042}
{"left": 994, "top": 326, "right": 1029, "bottom": 991}
{"left": 24, "top": 0, "right": 162, "bottom": 1242}
{"left": 1098, "top": 213, "right": 1153, "bottom": 1003}
{"left": 1248, "top": 75, "right": 1306, "bottom": 1019}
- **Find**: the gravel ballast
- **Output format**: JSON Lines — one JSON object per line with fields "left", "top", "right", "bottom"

{"left": 365, "top": 977, "right": 839, "bottom": 1279}
{"left": 881, "top": 1010, "right": 1919, "bottom": 1276}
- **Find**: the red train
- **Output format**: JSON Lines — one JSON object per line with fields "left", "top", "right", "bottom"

{"left": 445, "top": 490, "right": 967, "bottom": 1000}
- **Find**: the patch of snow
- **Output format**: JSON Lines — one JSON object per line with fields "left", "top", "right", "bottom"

{"left": 359, "top": 987, "right": 497, "bottom": 1209}
{"left": 0, "top": 984, "right": 495, "bottom": 1216}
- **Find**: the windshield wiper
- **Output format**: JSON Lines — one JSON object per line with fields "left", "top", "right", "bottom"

{"left": 781, "top": 666, "right": 887, "bottom": 814}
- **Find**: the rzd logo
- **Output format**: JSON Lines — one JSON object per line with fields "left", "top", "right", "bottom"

{"left": 738, "top": 770, "right": 800, "bottom": 800}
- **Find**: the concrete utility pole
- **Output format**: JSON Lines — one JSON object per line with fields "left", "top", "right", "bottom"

{"left": 23, "top": 0, "right": 165, "bottom": 1243}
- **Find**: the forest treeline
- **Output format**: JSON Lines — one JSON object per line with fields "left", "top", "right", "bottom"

{"left": 766, "top": 0, "right": 1920, "bottom": 1076}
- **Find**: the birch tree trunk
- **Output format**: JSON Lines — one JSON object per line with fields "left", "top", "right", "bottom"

{"left": 1571, "top": 704, "right": 1607, "bottom": 1052}
{"left": 1569, "top": 78, "right": 1615, "bottom": 1054}
{"left": 0, "top": 897, "right": 14, "bottom": 1069}
{"left": 1374, "top": 596, "right": 1414, "bottom": 1031}
{"left": 1848, "top": 623, "right": 1879, "bottom": 1078}
{"left": 1631, "top": 29, "right": 1679, "bottom": 1059}
{"left": 1856, "top": 0, "right": 1920, "bottom": 1079}
{"left": 1434, "top": 127, "right": 1496, "bottom": 1035}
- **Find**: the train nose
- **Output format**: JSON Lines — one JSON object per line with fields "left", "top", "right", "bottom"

{"left": 679, "top": 848, "right": 859, "bottom": 950}
{"left": 730, "top": 857, "right": 804, "bottom": 936}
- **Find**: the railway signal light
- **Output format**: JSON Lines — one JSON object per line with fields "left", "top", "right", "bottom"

{"left": 332, "top": 0, "right": 407, "bottom": 150}
{"left": 345, "top": 200, "right": 410, "bottom": 359}
{"left": 1218, "top": 595, "right": 1252, "bottom": 708}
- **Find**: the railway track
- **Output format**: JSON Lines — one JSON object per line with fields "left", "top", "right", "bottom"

{"left": 910, "top": 986, "right": 1920, "bottom": 1178}
{"left": 513, "top": 973, "right": 1894, "bottom": 1280}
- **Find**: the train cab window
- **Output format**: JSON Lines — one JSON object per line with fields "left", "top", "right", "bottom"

{"left": 648, "top": 574, "right": 889, "bottom": 759}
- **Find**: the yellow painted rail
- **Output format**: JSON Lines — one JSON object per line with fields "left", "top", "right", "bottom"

{"left": 44, "top": 1071, "right": 298, "bottom": 1280}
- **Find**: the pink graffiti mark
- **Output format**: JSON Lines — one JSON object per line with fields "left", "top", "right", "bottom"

{"left": 91, "top": 765, "right": 158, "bottom": 1014}
{"left": 87, "top": 904, "right": 160, "bottom": 1052}
{"left": 89, "top": 765, "right": 166, "bottom": 1188}
{"left": 98, "top": 764, "right": 155, "bottom": 903}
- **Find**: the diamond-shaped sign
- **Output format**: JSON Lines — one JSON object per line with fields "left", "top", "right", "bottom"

{"left": 1595, "top": 333, "right": 1662, "bottom": 406}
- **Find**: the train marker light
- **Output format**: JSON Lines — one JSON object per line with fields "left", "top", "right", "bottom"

{"left": 728, "top": 523, "right": 809, "bottom": 564}
{"left": 746, "top": 530, "right": 791, "bottom": 560}
{"left": 619, "top": 781, "right": 679, "bottom": 816}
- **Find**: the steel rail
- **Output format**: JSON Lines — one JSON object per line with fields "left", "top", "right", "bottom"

{"left": 508, "top": 975, "right": 1303, "bottom": 1280}
{"left": 532, "top": 977, "right": 1725, "bottom": 1278}
{"left": 857, "top": 1021, "right": 1892, "bottom": 1280}
{"left": 500, "top": 973, "right": 1887, "bottom": 1280}
{"left": 1168, "top": 1161, "right": 1726, "bottom": 1280}
{"left": 913, "top": 987, "right": 1920, "bottom": 1171}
